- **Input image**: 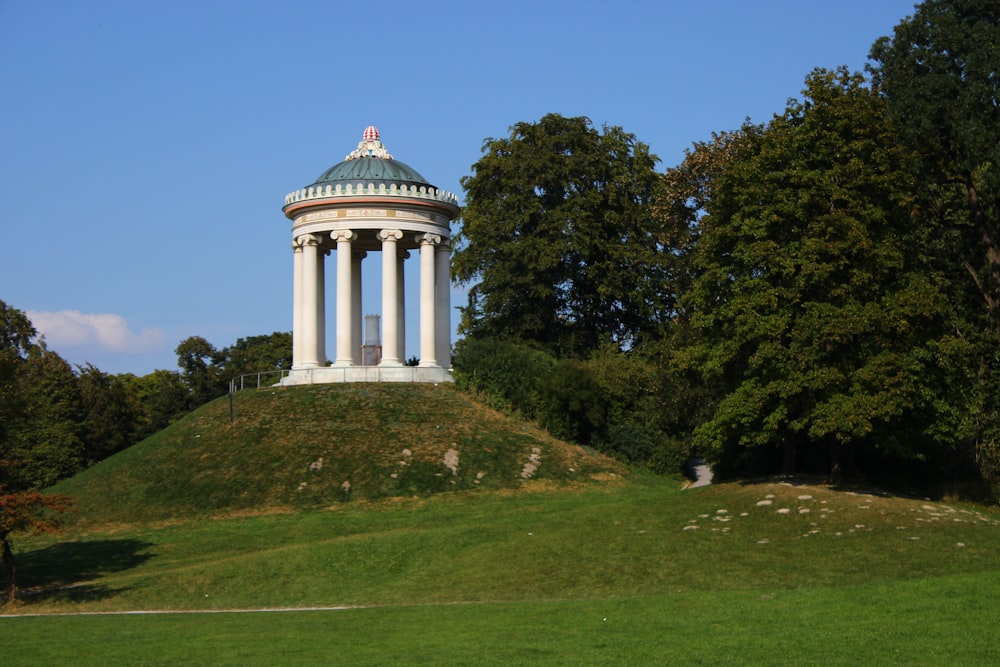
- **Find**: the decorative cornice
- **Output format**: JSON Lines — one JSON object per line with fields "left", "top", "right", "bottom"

{"left": 284, "top": 182, "right": 459, "bottom": 208}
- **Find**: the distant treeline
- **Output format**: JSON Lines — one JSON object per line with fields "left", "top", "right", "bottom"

{"left": 0, "top": 300, "right": 291, "bottom": 491}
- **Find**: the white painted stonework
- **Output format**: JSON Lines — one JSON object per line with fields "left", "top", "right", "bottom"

{"left": 281, "top": 127, "right": 459, "bottom": 385}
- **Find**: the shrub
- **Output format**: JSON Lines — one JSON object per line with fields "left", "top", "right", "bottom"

{"left": 453, "top": 338, "right": 555, "bottom": 418}
{"left": 533, "top": 360, "right": 606, "bottom": 445}
{"left": 595, "top": 419, "right": 691, "bottom": 476}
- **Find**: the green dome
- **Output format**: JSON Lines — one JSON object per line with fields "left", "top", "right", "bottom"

{"left": 310, "top": 156, "right": 431, "bottom": 189}
{"left": 307, "top": 126, "right": 432, "bottom": 190}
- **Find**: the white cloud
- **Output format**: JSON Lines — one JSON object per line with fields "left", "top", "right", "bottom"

{"left": 27, "top": 310, "right": 168, "bottom": 354}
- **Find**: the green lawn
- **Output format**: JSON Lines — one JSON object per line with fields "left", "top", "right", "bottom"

{"left": 5, "top": 575, "right": 998, "bottom": 666}
{"left": 3, "top": 475, "right": 999, "bottom": 665}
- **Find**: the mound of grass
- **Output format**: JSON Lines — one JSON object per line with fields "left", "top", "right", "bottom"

{"left": 4, "top": 475, "right": 999, "bottom": 663}
{"left": 11, "top": 475, "right": 999, "bottom": 614}
{"left": 52, "top": 383, "right": 625, "bottom": 527}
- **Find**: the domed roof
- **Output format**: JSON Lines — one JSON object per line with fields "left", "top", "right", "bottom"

{"left": 308, "top": 126, "right": 432, "bottom": 189}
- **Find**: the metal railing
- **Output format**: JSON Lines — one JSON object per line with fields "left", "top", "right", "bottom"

{"left": 228, "top": 370, "right": 291, "bottom": 394}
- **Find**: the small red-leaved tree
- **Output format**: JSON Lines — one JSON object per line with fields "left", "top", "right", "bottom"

{"left": 0, "top": 483, "right": 73, "bottom": 604}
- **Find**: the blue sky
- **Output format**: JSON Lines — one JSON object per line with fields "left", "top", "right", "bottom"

{"left": 0, "top": 0, "right": 918, "bottom": 375}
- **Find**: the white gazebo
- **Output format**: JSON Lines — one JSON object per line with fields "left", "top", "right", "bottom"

{"left": 280, "top": 126, "right": 460, "bottom": 384}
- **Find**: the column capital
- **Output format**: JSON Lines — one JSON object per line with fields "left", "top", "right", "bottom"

{"left": 416, "top": 232, "right": 442, "bottom": 246}
{"left": 332, "top": 229, "right": 356, "bottom": 243}
{"left": 379, "top": 229, "right": 404, "bottom": 242}
{"left": 353, "top": 250, "right": 368, "bottom": 261}
{"left": 295, "top": 233, "right": 321, "bottom": 247}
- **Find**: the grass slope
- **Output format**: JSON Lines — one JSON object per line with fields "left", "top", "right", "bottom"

{"left": 52, "top": 383, "right": 624, "bottom": 526}
{"left": 5, "top": 386, "right": 1000, "bottom": 664}
{"left": 3, "top": 477, "right": 999, "bottom": 664}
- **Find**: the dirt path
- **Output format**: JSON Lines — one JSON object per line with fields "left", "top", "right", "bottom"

{"left": 688, "top": 459, "right": 713, "bottom": 488}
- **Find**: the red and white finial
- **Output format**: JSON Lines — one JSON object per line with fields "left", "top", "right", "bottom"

{"left": 346, "top": 125, "right": 393, "bottom": 160}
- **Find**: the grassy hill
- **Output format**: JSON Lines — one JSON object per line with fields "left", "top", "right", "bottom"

{"left": 6, "top": 474, "right": 1000, "bottom": 664}
{"left": 52, "top": 383, "right": 625, "bottom": 527}
{"left": 6, "top": 383, "right": 999, "bottom": 664}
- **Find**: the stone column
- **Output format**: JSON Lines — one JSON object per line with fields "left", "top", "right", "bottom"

{"left": 317, "top": 248, "right": 328, "bottom": 366}
{"left": 352, "top": 250, "right": 366, "bottom": 365}
{"left": 435, "top": 240, "right": 451, "bottom": 369}
{"left": 332, "top": 230, "right": 356, "bottom": 366}
{"left": 299, "top": 234, "right": 321, "bottom": 368}
{"left": 379, "top": 229, "right": 403, "bottom": 366}
{"left": 397, "top": 250, "right": 408, "bottom": 363}
{"left": 291, "top": 239, "right": 303, "bottom": 369}
{"left": 417, "top": 233, "right": 440, "bottom": 367}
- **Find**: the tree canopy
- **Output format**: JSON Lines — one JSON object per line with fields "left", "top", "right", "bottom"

{"left": 870, "top": 0, "right": 1000, "bottom": 492}
{"left": 870, "top": 0, "right": 1000, "bottom": 340}
{"left": 452, "top": 114, "right": 671, "bottom": 358}
{"left": 669, "top": 68, "right": 954, "bottom": 477}
{"left": 0, "top": 301, "right": 74, "bottom": 603}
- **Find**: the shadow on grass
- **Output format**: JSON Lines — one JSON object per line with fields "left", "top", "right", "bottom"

{"left": 11, "top": 538, "right": 155, "bottom": 605}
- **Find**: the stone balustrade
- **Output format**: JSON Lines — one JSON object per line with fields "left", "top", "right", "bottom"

{"left": 285, "top": 182, "right": 459, "bottom": 207}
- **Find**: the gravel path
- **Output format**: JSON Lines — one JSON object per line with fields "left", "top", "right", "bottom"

{"left": 688, "top": 459, "right": 713, "bottom": 488}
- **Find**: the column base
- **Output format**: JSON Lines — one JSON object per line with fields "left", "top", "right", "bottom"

{"left": 280, "top": 366, "right": 453, "bottom": 385}
{"left": 292, "top": 362, "right": 324, "bottom": 370}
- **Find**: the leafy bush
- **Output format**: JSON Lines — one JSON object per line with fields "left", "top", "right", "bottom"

{"left": 596, "top": 419, "right": 690, "bottom": 476}
{"left": 453, "top": 338, "right": 555, "bottom": 418}
{"left": 533, "top": 360, "right": 606, "bottom": 445}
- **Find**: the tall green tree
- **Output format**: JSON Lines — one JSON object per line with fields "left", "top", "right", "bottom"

{"left": 121, "top": 369, "right": 189, "bottom": 439}
{"left": 2, "top": 301, "right": 88, "bottom": 488}
{"left": 677, "top": 68, "right": 952, "bottom": 479}
{"left": 7, "top": 349, "right": 86, "bottom": 489}
{"left": 0, "top": 301, "right": 73, "bottom": 603}
{"left": 0, "top": 301, "right": 36, "bottom": 454}
{"left": 655, "top": 129, "right": 755, "bottom": 313}
{"left": 175, "top": 336, "right": 225, "bottom": 408}
{"left": 452, "top": 114, "right": 670, "bottom": 358}
{"left": 870, "top": 0, "right": 1000, "bottom": 495}
{"left": 870, "top": 0, "right": 1000, "bottom": 340}
{"left": 77, "top": 363, "right": 141, "bottom": 465}
{"left": 218, "top": 331, "right": 292, "bottom": 382}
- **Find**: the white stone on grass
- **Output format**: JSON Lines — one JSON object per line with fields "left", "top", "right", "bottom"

{"left": 443, "top": 448, "right": 459, "bottom": 475}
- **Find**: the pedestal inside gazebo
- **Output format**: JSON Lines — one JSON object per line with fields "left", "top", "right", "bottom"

{"left": 279, "top": 127, "right": 459, "bottom": 385}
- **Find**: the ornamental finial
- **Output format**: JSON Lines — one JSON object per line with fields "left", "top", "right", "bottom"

{"left": 346, "top": 125, "right": 393, "bottom": 160}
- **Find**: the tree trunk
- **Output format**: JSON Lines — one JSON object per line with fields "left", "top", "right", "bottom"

{"left": 1, "top": 536, "right": 16, "bottom": 604}
{"left": 964, "top": 175, "right": 1000, "bottom": 343}
{"left": 829, "top": 440, "right": 843, "bottom": 482}
{"left": 842, "top": 441, "right": 857, "bottom": 480}
{"left": 781, "top": 440, "right": 796, "bottom": 475}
